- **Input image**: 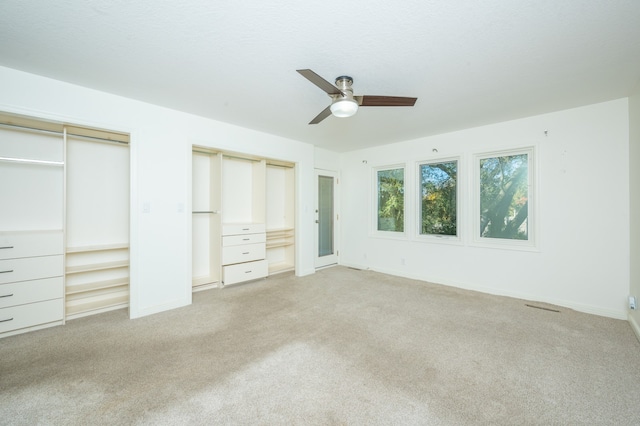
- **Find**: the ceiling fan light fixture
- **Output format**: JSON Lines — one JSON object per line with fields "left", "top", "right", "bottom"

{"left": 330, "top": 98, "right": 359, "bottom": 118}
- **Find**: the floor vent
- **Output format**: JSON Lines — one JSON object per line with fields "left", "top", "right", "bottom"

{"left": 525, "top": 304, "right": 560, "bottom": 313}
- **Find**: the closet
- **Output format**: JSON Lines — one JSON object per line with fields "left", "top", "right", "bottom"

{"left": 192, "top": 148, "right": 295, "bottom": 289}
{"left": 0, "top": 112, "right": 130, "bottom": 338}
{"left": 64, "top": 128, "right": 130, "bottom": 319}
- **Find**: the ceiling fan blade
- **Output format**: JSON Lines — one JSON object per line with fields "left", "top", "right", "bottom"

{"left": 297, "top": 69, "right": 342, "bottom": 96}
{"left": 308, "top": 106, "right": 332, "bottom": 124}
{"left": 356, "top": 95, "right": 417, "bottom": 107}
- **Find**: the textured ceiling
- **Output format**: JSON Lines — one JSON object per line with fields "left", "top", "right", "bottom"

{"left": 1, "top": 0, "right": 639, "bottom": 152}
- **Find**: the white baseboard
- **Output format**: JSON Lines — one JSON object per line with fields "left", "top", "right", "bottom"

{"left": 131, "top": 298, "right": 191, "bottom": 319}
{"left": 629, "top": 313, "right": 640, "bottom": 343}
{"left": 343, "top": 263, "right": 628, "bottom": 320}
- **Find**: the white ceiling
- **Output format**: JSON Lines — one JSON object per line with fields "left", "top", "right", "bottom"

{"left": 1, "top": 1, "right": 639, "bottom": 152}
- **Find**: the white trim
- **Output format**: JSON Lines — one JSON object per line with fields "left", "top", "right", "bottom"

{"left": 364, "top": 265, "right": 628, "bottom": 320}
{"left": 133, "top": 298, "right": 191, "bottom": 319}
{"left": 629, "top": 313, "right": 640, "bottom": 343}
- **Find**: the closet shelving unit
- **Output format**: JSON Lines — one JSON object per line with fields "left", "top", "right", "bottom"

{"left": 64, "top": 244, "right": 129, "bottom": 319}
{"left": 0, "top": 117, "right": 66, "bottom": 337}
{"left": 265, "top": 161, "right": 295, "bottom": 275}
{"left": 191, "top": 149, "right": 296, "bottom": 289}
{"left": 191, "top": 148, "right": 222, "bottom": 290}
{"left": 64, "top": 130, "right": 130, "bottom": 320}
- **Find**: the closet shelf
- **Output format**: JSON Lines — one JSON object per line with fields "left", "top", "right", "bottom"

{"left": 65, "top": 260, "right": 129, "bottom": 274}
{"left": 268, "top": 261, "right": 294, "bottom": 274}
{"left": 266, "top": 241, "right": 294, "bottom": 249}
{"left": 65, "top": 278, "right": 129, "bottom": 295}
{"left": 65, "top": 293, "right": 129, "bottom": 317}
{"left": 266, "top": 227, "right": 294, "bottom": 233}
{"left": 66, "top": 243, "right": 129, "bottom": 254}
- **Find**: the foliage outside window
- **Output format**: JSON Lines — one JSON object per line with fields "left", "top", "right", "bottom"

{"left": 420, "top": 160, "right": 457, "bottom": 236}
{"left": 376, "top": 167, "right": 405, "bottom": 232}
{"left": 479, "top": 150, "right": 530, "bottom": 241}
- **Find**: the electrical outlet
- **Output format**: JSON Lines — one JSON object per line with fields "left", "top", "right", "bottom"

{"left": 400, "top": 258, "right": 406, "bottom": 266}
{"left": 630, "top": 296, "right": 637, "bottom": 310}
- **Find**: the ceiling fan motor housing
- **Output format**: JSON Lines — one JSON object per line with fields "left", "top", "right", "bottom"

{"left": 330, "top": 76, "right": 359, "bottom": 117}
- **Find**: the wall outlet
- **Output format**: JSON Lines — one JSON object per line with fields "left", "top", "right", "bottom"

{"left": 400, "top": 258, "right": 406, "bottom": 266}
{"left": 630, "top": 296, "right": 637, "bottom": 310}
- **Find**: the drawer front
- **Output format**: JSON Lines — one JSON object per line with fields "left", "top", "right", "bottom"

{"left": 222, "top": 223, "right": 266, "bottom": 236}
{"left": 222, "top": 233, "right": 266, "bottom": 247}
{"left": 223, "top": 259, "right": 268, "bottom": 285}
{"left": 222, "top": 243, "right": 265, "bottom": 265}
{"left": 0, "top": 277, "right": 64, "bottom": 309}
{"left": 0, "top": 255, "right": 63, "bottom": 284}
{"left": 0, "top": 298, "right": 64, "bottom": 334}
{"left": 0, "top": 231, "right": 63, "bottom": 260}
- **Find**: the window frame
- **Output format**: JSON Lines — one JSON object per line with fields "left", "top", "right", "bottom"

{"left": 416, "top": 156, "right": 462, "bottom": 244}
{"left": 472, "top": 146, "right": 537, "bottom": 250}
{"left": 371, "top": 164, "right": 407, "bottom": 239}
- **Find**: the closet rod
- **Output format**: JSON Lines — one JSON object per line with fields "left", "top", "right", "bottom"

{"left": 266, "top": 163, "right": 293, "bottom": 169}
{"left": 192, "top": 211, "right": 219, "bottom": 214}
{"left": 0, "top": 156, "right": 64, "bottom": 166}
{"left": 0, "top": 122, "right": 129, "bottom": 145}
{"left": 223, "top": 154, "right": 262, "bottom": 163}
{"left": 0, "top": 122, "right": 61, "bottom": 137}
{"left": 64, "top": 132, "right": 129, "bottom": 146}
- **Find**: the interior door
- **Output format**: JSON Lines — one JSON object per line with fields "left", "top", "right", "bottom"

{"left": 315, "top": 170, "right": 338, "bottom": 268}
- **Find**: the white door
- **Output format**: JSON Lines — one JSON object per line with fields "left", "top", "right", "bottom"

{"left": 315, "top": 170, "right": 338, "bottom": 268}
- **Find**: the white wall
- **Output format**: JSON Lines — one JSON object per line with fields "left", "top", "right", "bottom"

{"left": 0, "top": 66, "right": 316, "bottom": 319}
{"left": 629, "top": 84, "right": 640, "bottom": 338}
{"left": 340, "top": 99, "right": 630, "bottom": 319}
{"left": 314, "top": 146, "right": 340, "bottom": 171}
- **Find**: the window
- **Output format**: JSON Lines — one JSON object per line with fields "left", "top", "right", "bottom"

{"left": 375, "top": 166, "right": 405, "bottom": 233}
{"left": 476, "top": 147, "right": 534, "bottom": 246}
{"left": 419, "top": 159, "right": 458, "bottom": 237}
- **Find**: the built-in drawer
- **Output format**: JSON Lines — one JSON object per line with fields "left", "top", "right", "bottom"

{"left": 0, "top": 231, "right": 63, "bottom": 260}
{"left": 222, "top": 243, "right": 266, "bottom": 266}
{"left": 0, "top": 277, "right": 64, "bottom": 309}
{"left": 0, "top": 298, "right": 64, "bottom": 334}
{"left": 222, "top": 259, "right": 268, "bottom": 285}
{"left": 222, "top": 233, "right": 266, "bottom": 247}
{"left": 0, "top": 255, "right": 63, "bottom": 285}
{"left": 222, "top": 223, "right": 266, "bottom": 236}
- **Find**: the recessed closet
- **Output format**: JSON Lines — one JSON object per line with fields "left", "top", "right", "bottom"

{"left": 191, "top": 147, "right": 295, "bottom": 289}
{"left": 0, "top": 112, "right": 130, "bottom": 338}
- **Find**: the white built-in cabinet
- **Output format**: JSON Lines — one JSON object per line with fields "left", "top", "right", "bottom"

{"left": 0, "top": 112, "right": 129, "bottom": 338}
{"left": 192, "top": 148, "right": 295, "bottom": 289}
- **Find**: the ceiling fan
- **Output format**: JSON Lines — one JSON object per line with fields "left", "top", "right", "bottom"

{"left": 296, "top": 69, "right": 417, "bottom": 124}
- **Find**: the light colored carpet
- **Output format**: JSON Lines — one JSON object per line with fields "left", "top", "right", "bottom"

{"left": 1, "top": 266, "right": 639, "bottom": 425}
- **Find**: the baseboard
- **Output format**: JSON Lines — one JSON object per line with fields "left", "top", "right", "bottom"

{"left": 629, "top": 313, "right": 640, "bottom": 343}
{"left": 131, "top": 298, "right": 191, "bottom": 319}
{"left": 355, "top": 264, "right": 627, "bottom": 320}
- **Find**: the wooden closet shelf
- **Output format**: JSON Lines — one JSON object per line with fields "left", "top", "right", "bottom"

{"left": 268, "top": 262, "right": 294, "bottom": 274}
{"left": 65, "top": 260, "right": 129, "bottom": 274}
{"left": 266, "top": 228, "right": 294, "bottom": 234}
{"left": 66, "top": 243, "right": 129, "bottom": 253}
{"left": 266, "top": 241, "right": 294, "bottom": 249}
{"left": 65, "top": 294, "right": 129, "bottom": 317}
{"left": 65, "top": 278, "right": 129, "bottom": 295}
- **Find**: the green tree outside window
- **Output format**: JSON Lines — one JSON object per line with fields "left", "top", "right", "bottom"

{"left": 480, "top": 153, "right": 528, "bottom": 240}
{"left": 377, "top": 168, "right": 404, "bottom": 232}
{"left": 420, "top": 161, "right": 457, "bottom": 236}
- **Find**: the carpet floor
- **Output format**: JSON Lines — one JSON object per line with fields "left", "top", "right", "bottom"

{"left": 1, "top": 266, "right": 639, "bottom": 425}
